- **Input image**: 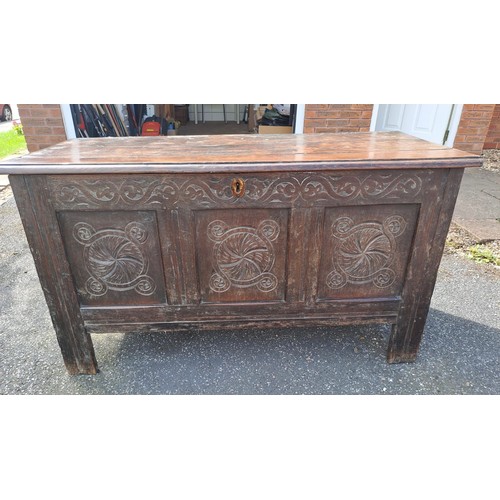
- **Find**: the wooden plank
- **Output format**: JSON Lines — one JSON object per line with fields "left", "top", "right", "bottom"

{"left": 171, "top": 209, "right": 200, "bottom": 305}
{"left": 81, "top": 298, "right": 401, "bottom": 323}
{"left": 386, "top": 169, "right": 465, "bottom": 363}
{"left": 285, "top": 208, "right": 309, "bottom": 303}
{"left": 45, "top": 170, "right": 439, "bottom": 211}
{"left": 1, "top": 133, "right": 482, "bottom": 173}
{"left": 1, "top": 157, "right": 481, "bottom": 175}
{"left": 305, "top": 207, "right": 325, "bottom": 306}
{"left": 87, "top": 316, "right": 396, "bottom": 334}
{"left": 9, "top": 175, "right": 98, "bottom": 374}
{"left": 5, "top": 132, "right": 476, "bottom": 371}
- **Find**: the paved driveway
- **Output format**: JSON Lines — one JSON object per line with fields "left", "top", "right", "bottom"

{"left": 0, "top": 194, "right": 498, "bottom": 394}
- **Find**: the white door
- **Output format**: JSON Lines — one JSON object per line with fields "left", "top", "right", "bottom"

{"left": 375, "top": 104, "right": 455, "bottom": 145}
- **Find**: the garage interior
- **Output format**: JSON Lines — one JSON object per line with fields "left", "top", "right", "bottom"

{"left": 69, "top": 104, "right": 297, "bottom": 138}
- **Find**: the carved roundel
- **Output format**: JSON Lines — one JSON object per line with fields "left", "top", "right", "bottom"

{"left": 208, "top": 219, "right": 279, "bottom": 293}
{"left": 327, "top": 215, "right": 406, "bottom": 289}
{"left": 73, "top": 222, "right": 156, "bottom": 296}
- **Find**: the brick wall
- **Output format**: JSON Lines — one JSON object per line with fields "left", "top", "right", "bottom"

{"left": 483, "top": 104, "right": 500, "bottom": 150}
{"left": 17, "top": 104, "right": 67, "bottom": 153}
{"left": 452, "top": 104, "right": 495, "bottom": 154}
{"left": 17, "top": 103, "right": 500, "bottom": 154}
{"left": 304, "top": 104, "right": 373, "bottom": 133}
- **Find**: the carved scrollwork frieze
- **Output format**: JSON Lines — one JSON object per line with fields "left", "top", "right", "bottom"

{"left": 52, "top": 172, "right": 423, "bottom": 209}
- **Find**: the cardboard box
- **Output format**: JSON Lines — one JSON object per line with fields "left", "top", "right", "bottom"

{"left": 259, "top": 125, "right": 293, "bottom": 134}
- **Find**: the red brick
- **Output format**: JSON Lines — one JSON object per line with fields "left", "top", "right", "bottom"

{"left": 485, "top": 104, "right": 500, "bottom": 146}
{"left": 472, "top": 104, "right": 495, "bottom": 111}
{"left": 465, "top": 135, "right": 486, "bottom": 142}
{"left": 21, "top": 117, "right": 47, "bottom": 126}
{"left": 348, "top": 119, "right": 366, "bottom": 127}
{"left": 21, "top": 126, "right": 37, "bottom": 136}
{"left": 32, "top": 134, "right": 66, "bottom": 143}
{"left": 44, "top": 117, "right": 65, "bottom": 126}
{"left": 331, "top": 111, "right": 362, "bottom": 118}
{"left": 35, "top": 126, "right": 53, "bottom": 134}
{"left": 462, "top": 111, "right": 486, "bottom": 119}
{"left": 460, "top": 127, "right": 485, "bottom": 136}
{"left": 29, "top": 108, "right": 52, "bottom": 118}
{"left": 48, "top": 108, "right": 63, "bottom": 118}
{"left": 305, "top": 119, "right": 328, "bottom": 128}
{"left": 18, "top": 107, "right": 31, "bottom": 118}
{"left": 462, "top": 119, "right": 492, "bottom": 128}
{"left": 316, "top": 111, "right": 344, "bottom": 118}
{"left": 51, "top": 127, "right": 66, "bottom": 135}
{"left": 350, "top": 104, "right": 373, "bottom": 109}
{"left": 326, "top": 119, "right": 350, "bottom": 126}
{"left": 305, "top": 104, "right": 329, "bottom": 110}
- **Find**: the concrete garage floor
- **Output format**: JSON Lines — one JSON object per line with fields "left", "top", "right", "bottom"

{"left": 176, "top": 120, "right": 250, "bottom": 135}
{"left": 0, "top": 191, "right": 498, "bottom": 394}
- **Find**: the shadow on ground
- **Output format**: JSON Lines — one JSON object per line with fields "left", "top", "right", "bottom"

{"left": 1, "top": 196, "right": 499, "bottom": 395}
{"left": 79, "top": 309, "right": 499, "bottom": 394}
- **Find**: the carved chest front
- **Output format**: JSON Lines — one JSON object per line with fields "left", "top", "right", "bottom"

{"left": 1, "top": 132, "right": 481, "bottom": 373}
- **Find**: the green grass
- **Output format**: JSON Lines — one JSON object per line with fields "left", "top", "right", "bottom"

{"left": 0, "top": 129, "right": 28, "bottom": 160}
{"left": 466, "top": 245, "right": 500, "bottom": 266}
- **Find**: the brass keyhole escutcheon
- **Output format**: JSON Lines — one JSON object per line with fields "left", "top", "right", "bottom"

{"left": 231, "top": 177, "right": 245, "bottom": 198}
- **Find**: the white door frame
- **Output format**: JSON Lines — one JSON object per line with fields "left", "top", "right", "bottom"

{"left": 294, "top": 104, "right": 305, "bottom": 133}
{"left": 370, "top": 104, "right": 463, "bottom": 147}
{"left": 60, "top": 104, "right": 76, "bottom": 139}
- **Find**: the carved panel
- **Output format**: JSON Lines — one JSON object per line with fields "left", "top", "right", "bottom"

{"left": 58, "top": 211, "right": 166, "bottom": 306}
{"left": 49, "top": 171, "right": 424, "bottom": 209}
{"left": 318, "top": 204, "right": 419, "bottom": 300}
{"left": 195, "top": 209, "right": 288, "bottom": 303}
{"left": 207, "top": 219, "right": 280, "bottom": 294}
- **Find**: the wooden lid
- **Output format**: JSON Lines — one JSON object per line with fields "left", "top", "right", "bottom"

{"left": 0, "top": 132, "right": 482, "bottom": 174}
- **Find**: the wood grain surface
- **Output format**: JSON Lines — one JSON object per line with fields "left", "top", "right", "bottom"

{"left": 1, "top": 132, "right": 481, "bottom": 175}
{"left": 6, "top": 132, "right": 479, "bottom": 373}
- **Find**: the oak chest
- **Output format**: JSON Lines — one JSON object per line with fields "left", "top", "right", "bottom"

{"left": 1, "top": 132, "right": 481, "bottom": 374}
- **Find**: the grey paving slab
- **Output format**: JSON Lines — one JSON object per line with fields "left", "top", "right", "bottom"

{"left": 0, "top": 196, "right": 498, "bottom": 395}
{"left": 453, "top": 168, "right": 500, "bottom": 241}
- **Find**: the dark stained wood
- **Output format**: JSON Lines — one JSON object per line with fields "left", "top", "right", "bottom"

{"left": 4, "top": 133, "right": 482, "bottom": 374}
{"left": 317, "top": 204, "right": 419, "bottom": 300}
{"left": 386, "top": 168, "right": 465, "bottom": 363}
{"left": 81, "top": 298, "right": 402, "bottom": 324}
{"left": 45, "top": 170, "right": 439, "bottom": 211}
{"left": 194, "top": 208, "right": 288, "bottom": 303}
{"left": 1, "top": 132, "right": 481, "bottom": 175}
{"left": 86, "top": 317, "right": 396, "bottom": 335}
{"left": 57, "top": 210, "right": 166, "bottom": 307}
{"left": 9, "top": 175, "right": 98, "bottom": 374}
